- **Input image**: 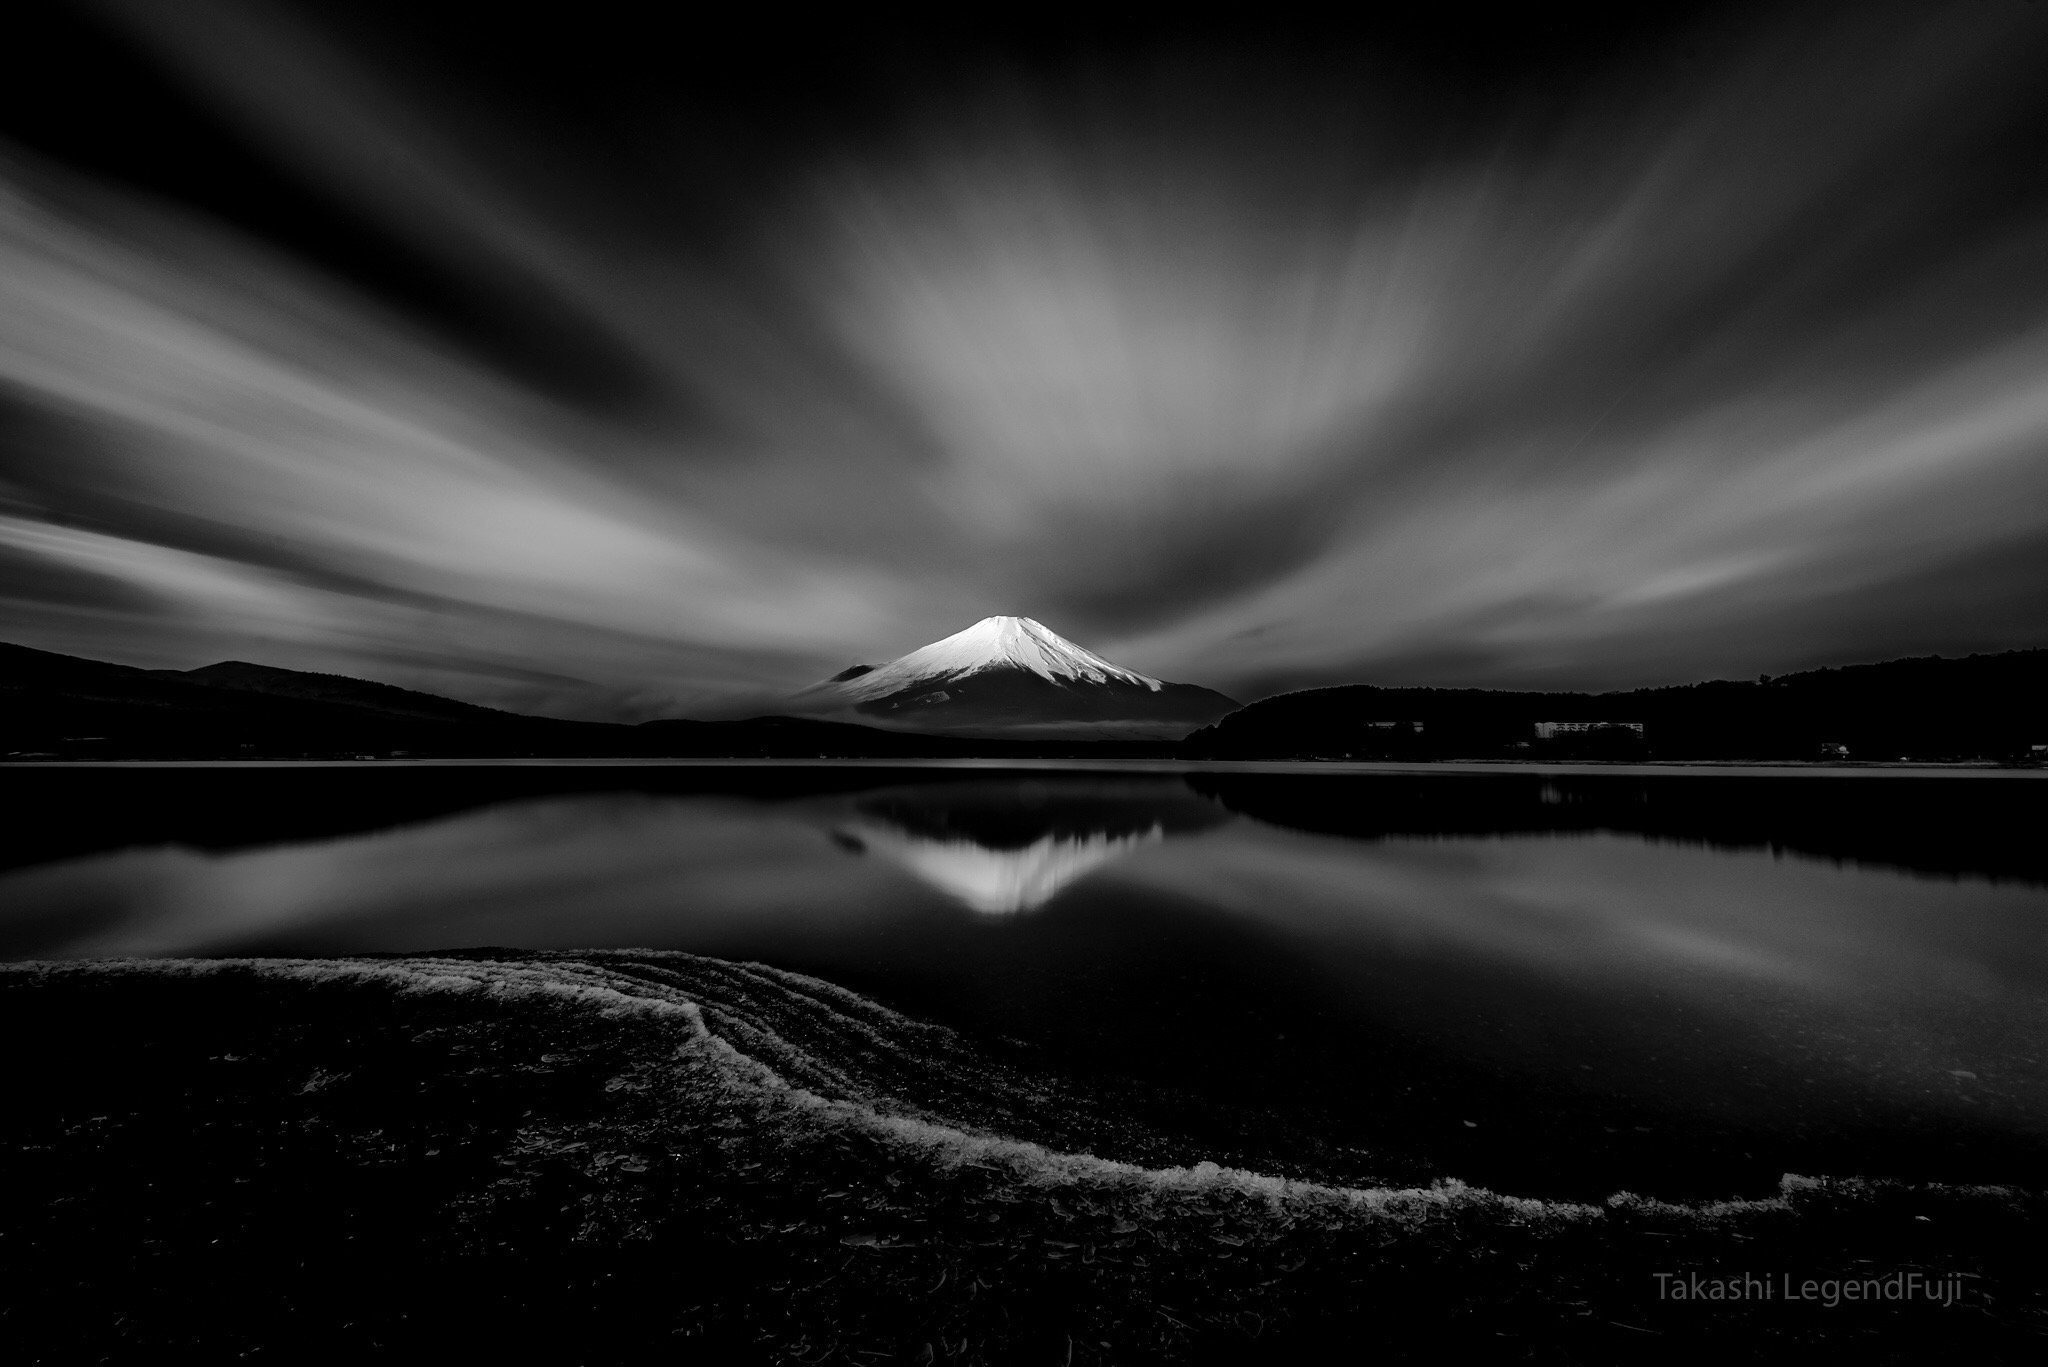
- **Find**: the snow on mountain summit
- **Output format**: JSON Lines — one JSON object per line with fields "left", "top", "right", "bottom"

{"left": 826, "top": 616, "right": 1165, "bottom": 702}
{"left": 786, "top": 615, "right": 1237, "bottom": 739}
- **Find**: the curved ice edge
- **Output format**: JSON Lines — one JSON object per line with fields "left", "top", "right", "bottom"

{"left": 4, "top": 952, "right": 2031, "bottom": 1222}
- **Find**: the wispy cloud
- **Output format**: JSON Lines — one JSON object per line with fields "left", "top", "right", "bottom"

{"left": 1, "top": 2, "right": 2044, "bottom": 714}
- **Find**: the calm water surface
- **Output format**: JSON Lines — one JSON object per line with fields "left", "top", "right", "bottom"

{"left": 4, "top": 763, "right": 2045, "bottom": 1198}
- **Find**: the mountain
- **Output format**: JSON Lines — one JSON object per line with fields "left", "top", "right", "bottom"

{"left": 1182, "top": 649, "right": 2048, "bottom": 762}
{"left": 1, "top": 642, "right": 626, "bottom": 760}
{"left": 787, "top": 616, "right": 1239, "bottom": 741}
{"left": 17, "top": 632, "right": 2036, "bottom": 764}
{"left": 631, "top": 715, "right": 1176, "bottom": 759}
{"left": 0, "top": 640, "right": 1202, "bottom": 760}
{"left": 160, "top": 660, "right": 519, "bottom": 724}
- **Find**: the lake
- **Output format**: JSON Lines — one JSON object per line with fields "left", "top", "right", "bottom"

{"left": 4, "top": 761, "right": 2045, "bottom": 1201}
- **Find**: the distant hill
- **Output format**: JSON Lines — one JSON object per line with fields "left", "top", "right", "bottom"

{"left": 1, "top": 642, "right": 623, "bottom": 760}
{"left": 162, "top": 661, "right": 522, "bottom": 724}
{"left": 635, "top": 715, "right": 1183, "bottom": 759}
{"left": 9, "top": 639, "right": 2043, "bottom": 763}
{"left": 0, "top": 643, "right": 1189, "bottom": 761}
{"left": 1183, "top": 650, "right": 2048, "bottom": 762}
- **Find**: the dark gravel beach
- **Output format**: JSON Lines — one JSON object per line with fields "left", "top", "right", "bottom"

{"left": 2, "top": 952, "right": 2043, "bottom": 1363}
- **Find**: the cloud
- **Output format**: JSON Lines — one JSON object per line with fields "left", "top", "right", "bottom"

{"left": 0, "top": 1, "right": 2044, "bottom": 715}
{"left": 0, "top": 155, "right": 925, "bottom": 712}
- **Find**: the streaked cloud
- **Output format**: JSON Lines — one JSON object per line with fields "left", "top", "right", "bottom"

{"left": 0, "top": 1, "right": 2043, "bottom": 715}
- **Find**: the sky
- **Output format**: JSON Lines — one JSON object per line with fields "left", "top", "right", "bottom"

{"left": 2, "top": 0, "right": 2046, "bottom": 720}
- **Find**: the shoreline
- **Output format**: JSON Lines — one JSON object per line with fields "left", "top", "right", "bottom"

{"left": 5, "top": 951, "right": 2043, "bottom": 1362}
{"left": 5, "top": 756, "right": 2044, "bottom": 778}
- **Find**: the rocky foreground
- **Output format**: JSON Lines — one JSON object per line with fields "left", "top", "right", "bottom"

{"left": 3, "top": 952, "right": 2043, "bottom": 1363}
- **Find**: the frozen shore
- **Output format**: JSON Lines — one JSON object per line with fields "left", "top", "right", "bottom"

{"left": 3, "top": 952, "right": 2042, "bottom": 1362}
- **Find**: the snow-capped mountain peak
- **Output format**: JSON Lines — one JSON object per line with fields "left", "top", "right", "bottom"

{"left": 827, "top": 616, "right": 1164, "bottom": 702}
{"left": 786, "top": 615, "right": 1236, "bottom": 739}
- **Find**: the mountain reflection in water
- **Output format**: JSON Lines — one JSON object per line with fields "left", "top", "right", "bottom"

{"left": 831, "top": 822, "right": 1161, "bottom": 913}
{"left": 823, "top": 780, "right": 1228, "bottom": 912}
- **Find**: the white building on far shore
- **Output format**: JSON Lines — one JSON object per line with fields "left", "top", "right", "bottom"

{"left": 1533, "top": 720, "right": 1645, "bottom": 740}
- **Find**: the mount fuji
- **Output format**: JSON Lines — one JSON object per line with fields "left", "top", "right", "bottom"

{"left": 788, "top": 616, "right": 1238, "bottom": 740}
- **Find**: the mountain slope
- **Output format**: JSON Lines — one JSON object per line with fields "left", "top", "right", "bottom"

{"left": 164, "top": 661, "right": 523, "bottom": 724}
{"left": 1, "top": 641, "right": 1198, "bottom": 760}
{"left": 1, "top": 642, "right": 624, "bottom": 759}
{"left": 1181, "top": 649, "right": 2048, "bottom": 761}
{"left": 788, "top": 616, "right": 1239, "bottom": 740}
